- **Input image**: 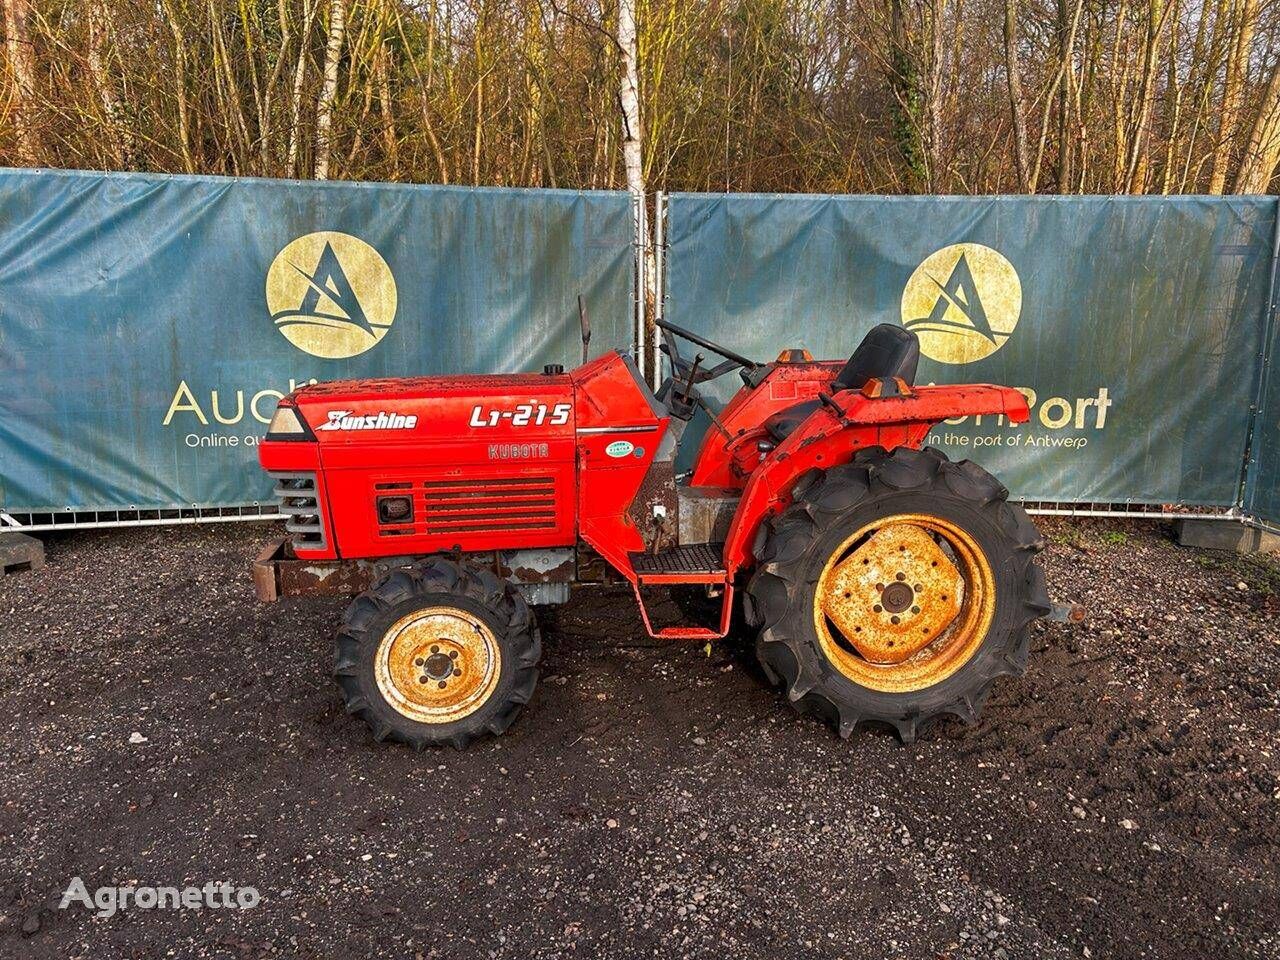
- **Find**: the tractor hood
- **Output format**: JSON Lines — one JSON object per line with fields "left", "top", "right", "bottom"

{"left": 256, "top": 351, "right": 666, "bottom": 563}
{"left": 288, "top": 371, "right": 575, "bottom": 444}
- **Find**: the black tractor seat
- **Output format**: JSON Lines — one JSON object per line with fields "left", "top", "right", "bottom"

{"left": 764, "top": 324, "right": 920, "bottom": 442}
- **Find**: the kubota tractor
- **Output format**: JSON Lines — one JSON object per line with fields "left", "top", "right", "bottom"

{"left": 254, "top": 318, "right": 1050, "bottom": 748}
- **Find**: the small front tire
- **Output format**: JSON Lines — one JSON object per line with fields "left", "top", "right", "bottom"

{"left": 334, "top": 557, "right": 541, "bottom": 750}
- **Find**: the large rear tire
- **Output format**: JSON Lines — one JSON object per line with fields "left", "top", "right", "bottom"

{"left": 335, "top": 557, "right": 541, "bottom": 750}
{"left": 745, "top": 446, "right": 1049, "bottom": 743}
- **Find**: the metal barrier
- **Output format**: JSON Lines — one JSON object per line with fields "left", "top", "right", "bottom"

{"left": 654, "top": 191, "right": 1280, "bottom": 529}
{"left": 0, "top": 176, "right": 1276, "bottom": 531}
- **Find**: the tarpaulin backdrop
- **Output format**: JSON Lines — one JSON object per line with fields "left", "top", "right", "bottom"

{"left": 1247, "top": 246, "right": 1280, "bottom": 523}
{"left": 0, "top": 170, "right": 634, "bottom": 511}
{"left": 666, "top": 194, "right": 1279, "bottom": 509}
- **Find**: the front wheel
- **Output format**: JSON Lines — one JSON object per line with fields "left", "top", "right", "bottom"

{"left": 746, "top": 446, "right": 1049, "bottom": 743}
{"left": 335, "top": 557, "right": 541, "bottom": 750}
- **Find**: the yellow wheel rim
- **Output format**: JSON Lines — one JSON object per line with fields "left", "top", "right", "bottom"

{"left": 813, "top": 514, "right": 995, "bottom": 694}
{"left": 374, "top": 606, "right": 502, "bottom": 723}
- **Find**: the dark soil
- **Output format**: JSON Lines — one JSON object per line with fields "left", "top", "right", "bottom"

{"left": 0, "top": 518, "right": 1277, "bottom": 959}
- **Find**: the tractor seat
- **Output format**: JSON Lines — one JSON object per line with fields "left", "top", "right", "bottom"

{"left": 764, "top": 324, "right": 920, "bottom": 442}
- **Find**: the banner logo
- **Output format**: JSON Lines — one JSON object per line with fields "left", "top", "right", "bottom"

{"left": 901, "top": 243, "right": 1021, "bottom": 364}
{"left": 267, "top": 231, "right": 397, "bottom": 359}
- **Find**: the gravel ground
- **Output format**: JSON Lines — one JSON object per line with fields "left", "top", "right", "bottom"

{"left": 0, "top": 517, "right": 1277, "bottom": 959}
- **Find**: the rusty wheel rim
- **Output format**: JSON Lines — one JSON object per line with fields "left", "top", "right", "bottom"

{"left": 375, "top": 606, "right": 501, "bottom": 723}
{"left": 813, "top": 514, "right": 995, "bottom": 693}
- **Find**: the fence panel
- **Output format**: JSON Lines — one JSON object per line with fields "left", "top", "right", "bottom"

{"left": 665, "top": 193, "right": 1277, "bottom": 505}
{"left": 0, "top": 170, "right": 634, "bottom": 512}
{"left": 1245, "top": 215, "right": 1280, "bottom": 525}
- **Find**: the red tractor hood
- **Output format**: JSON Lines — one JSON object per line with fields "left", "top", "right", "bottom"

{"left": 289, "top": 371, "right": 575, "bottom": 444}
{"left": 257, "top": 351, "right": 667, "bottom": 563}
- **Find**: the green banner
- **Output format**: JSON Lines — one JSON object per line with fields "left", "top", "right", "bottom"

{"left": 1246, "top": 218, "right": 1280, "bottom": 524}
{"left": 666, "top": 194, "right": 1278, "bottom": 507}
{"left": 0, "top": 170, "right": 634, "bottom": 512}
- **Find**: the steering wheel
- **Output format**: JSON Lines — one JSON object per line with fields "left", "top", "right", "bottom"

{"left": 655, "top": 319, "right": 761, "bottom": 386}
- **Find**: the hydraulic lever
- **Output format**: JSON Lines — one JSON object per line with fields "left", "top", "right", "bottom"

{"left": 680, "top": 353, "right": 704, "bottom": 402}
{"left": 818, "top": 389, "right": 852, "bottom": 426}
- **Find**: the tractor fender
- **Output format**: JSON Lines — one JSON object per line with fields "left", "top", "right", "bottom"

{"left": 837, "top": 383, "right": 1030, "bottom": 427}
{"left": 721, "top": 384, "right": 1029, "bottom": 577}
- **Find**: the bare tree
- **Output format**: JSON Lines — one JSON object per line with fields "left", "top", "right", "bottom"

{"left": 3, "top": 0, "right": 37, "bottom": 163}
{"left": 618, "top": 0, "right": 654, "bottom": 351}
{"left": 1004, "top": 0, "right": 1031, "bottom": 190}
{"left": 158, "top": 0, "right": 195, "bottom": 173}
{"left": 2, "top": 0, "right": 1278, "bottom": 195}
{"left": 314, "top": 0, "right": 347, "bottom": 180}
{"left": 1209, "top": 0, "right": 1258, "bottom": 193}
{"left": 1233, "top": 56, "right": 1280, "bottom": 193}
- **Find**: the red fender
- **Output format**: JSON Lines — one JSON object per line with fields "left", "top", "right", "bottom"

{"left": 721, "top": 383, "right": 1030, "bottom": 577}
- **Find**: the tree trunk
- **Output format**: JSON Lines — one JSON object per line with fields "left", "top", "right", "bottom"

{"left": 158, "top": 0, "right": 195, "bottom": 173}
{"left": 3, "top": 0, "right": 38, "bottom": 163}
{"left": 925, "top": 0, "right": 946, "bottom": 190}
{"left": 1232, "top": 56, "right": 1280, "bottom": 194}
{"left": 287, "top": 0, "right": 318, "bottom": 177}
{"left": 1209, "top": 0, "right": 1257, "bottom": 194}
{"left": 1034, "top": 0, "right": 1082, "bottom": 192}
{"left": 1159, "top": 0, "right": 1183, "bottom": 194}
{"left": 1054, "top": 0, "right": 1075, "bottom": 192}
{"left": 1003, "top": 0, "right": 1030, "bottom": 190}
{"left": 313, "top": 0, "right": 346, "bottom": 180}
{"left": 376, "top": 42, "right": 398, "bottom": 176}
{"left": 618, "top": 0, "right": 643, "bottom": 197}
{"left": 1122, "top": 0, "right": 1167, "bottom": 193}
{"left": 618, "top": 0, "right": 654, "bottom": 366}
{"left": 887, "top": 0, "right": 926, "bottom": 188}
{"left": 87, "top": 0, "right": 126, "bottom": 165}
{"left": 472, "top": 23, "right": 483, "bottom": 185}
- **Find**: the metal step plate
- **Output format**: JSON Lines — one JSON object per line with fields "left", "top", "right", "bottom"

{"left": 630, "top": 542, "right": 725, "bottom": 575}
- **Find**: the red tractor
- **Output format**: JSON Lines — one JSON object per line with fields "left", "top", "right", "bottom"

{"left": 254, "top": 319, "right": 1050, "bottom": 748}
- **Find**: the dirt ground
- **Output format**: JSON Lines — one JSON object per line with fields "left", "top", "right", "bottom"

{"left": 0, "top": 517, "right": 1277, "bottom": 959}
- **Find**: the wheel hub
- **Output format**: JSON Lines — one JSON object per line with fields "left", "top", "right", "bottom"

{"left": 422, "top": 650, "right": 456, "bottom": 681}
{"left": 819, "top": 522, "right": 965, "bottom": 665}
{"left": 375, "top": 607, "right": 501, "bottom": 723}
{"left": 810, "top": 513, "right": 997, "bottom": 694}
{"left": 880, "top": 581, "right": 915, "bottom": 613}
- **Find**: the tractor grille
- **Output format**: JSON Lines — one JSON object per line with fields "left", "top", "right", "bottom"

{"left": 377, "top": 476, "right": 559, "bottom": 538}
{"left": 271, "top": 472, "right": 328, "bottom": 552}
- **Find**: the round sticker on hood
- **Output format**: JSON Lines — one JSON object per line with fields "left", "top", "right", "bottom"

{"left": 605, "top": 440, "right": 635, "bottom": 458}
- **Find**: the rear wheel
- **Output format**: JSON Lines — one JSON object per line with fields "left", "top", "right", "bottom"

{"left": 746, "top": 446, "right": 1049, "bottom": 742}
{"left": 335, "top": 557, "right": 541, "bottom": 750}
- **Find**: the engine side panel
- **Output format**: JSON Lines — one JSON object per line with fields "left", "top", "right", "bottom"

{"left": 291, "top": 375, "right": 578, "bottom": 558}
{"left": 570, "top": 352, "right": 669, "bottom": 576}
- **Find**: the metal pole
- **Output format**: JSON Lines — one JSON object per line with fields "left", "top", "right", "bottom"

{"left": 633, "top": 190, "right": 647, "bottom": 380}
{"left": 653, "top": 191, "right": 666, "bottom": 389}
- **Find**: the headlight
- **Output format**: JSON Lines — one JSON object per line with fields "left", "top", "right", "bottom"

{"left": 266, "top": 404, "right": 314, "bottom": 440}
